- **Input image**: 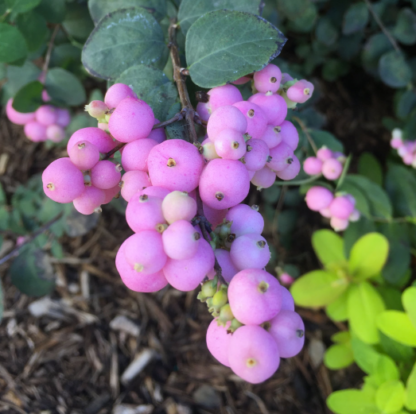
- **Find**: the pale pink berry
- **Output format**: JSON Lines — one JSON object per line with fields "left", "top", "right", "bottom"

{"left": 232, "top": 76, "right": 250, "bottom": 85}
{"left": 233, "top": 101, "right": 267, "bottom": 139}
{"left": 203, "top": 203, "right": 228, "bottom": 228}
{"left": 253, "top": 64, "right": 282, "bottom": 93}
{"left": 162, "top": 191, "right": 197, "bottom": 224}
{"left": 322, "top": 158, "right": 343, "bottom": 180}
{"left": 121, "top": 139, "right": 157, "bottom": 172}
{"left": 42, "top": 158, "right": 85, "bottom": 203}
{"left": 68, "top": 141, "right": 100, "bottom": 171}
{"left": 214, "top": 129, "right": 246, "bottom": 160}
{"left": 317, "top": 147, "right": 333, "bottom": 161}
{"left": 90, "top": 160, "right": 121, "bottom": 190}
{"left": 305, "top": 186, "right": 334, "bottom": 211}
{"left": 214, "top": 249, "right": 239, "bottom": 283}
{"left": 46, "top": 124, "right": 65, "bottom": 142}
{"left": 280, "top": 286, "right": 295, "bottom": 311}
{"left": 243, "top": 139, "right": 269, "bottom": 171}
{"left": 303, "top": 157, "right": 323, "bottom": 175}
{"left": 163, "top": 238, "right": 214, "bottom": 291}
{"left": 42, "top": 90, "right": 51, "bottom": 102}
{"left": 126, "top": 194, "right": 166, "bottom": 232}
{"left": 108, "top": 97, "right": 154, "bottom": 143}
{"left": 230, "top": 233, "right": 271, "bottom": 270}
{"left": 268, "top": 142, "right": 294, "bottom": 172}
{"left": 287, "top": 79, "right": 314, "bottom": 103}
{"left": 276, "top": 155, "right": 300, "bottom": 180}
{"left": 120, "top": 170, "right": 151, "bottom": 202}
{"left": 85, "top": 100, "right": 108, "bottom": 119}
{"left": 199, "top": 159, "right": 250, "bottom": 210}
{"left": 56, "top": 108, "right": 71, "bottom": 127}
{"left": 104, "top": 83, "right": 137, "bottom": 109}
{"left": 67, "top": 127, "right": 116, "bottom": 153}
{"left": 148, "top": 119, "right": 166, "bottom": 143}
{"left": 281, "top": 73, "right": 293, "bottom": 83}
{"left": 268, "top": 310, "right": 305, "bottom": 358}
{"left": 329, "top": 196, "right": 355, "bottom": 219}
{"left": 6, "top": 98, "right": 35, "bottom": 124}
{"left": 148, "top": 139, "right": 204, "bottom": 192}
{"left": 137, "top": 186, "right": 170, "bottom": 200}
{"left": 228, "top": 269, "right": 282, "bottom": 325}
{"left": 278, "top": 121, "right": 299, "bottom": 151}
{"left": 206, "top": 319, "right": 232, "bottom": 367}
{"left": 228, "top": 325, "right": 280, "bottom": 384}
{"left": 103, "top": 185, "right": 120, "bottom": 204}
{"left": 349, "top": 209, "right": 360, "bottom": 222}
{"left": 207, "top": 84, "right": 243, "bottom": 113}
{"left": 330, "top": 217, "right": 349, "bottom": 231}
{"left": 207, "top": 105, "right": 247, "bottom": 140}
{"left": 251, "top": 165, "right": 276, "bottom": 189}
{"left": 226, "top": 204, "right": 264, "bottom": 237}
{"left": 202, "top": 141, "right": 220, "bottom": 161}
{"left": 248, "top": 93, "right": 287, "bottom": 126}
{"left": 320, "top": 207, "right": 332, "bottom": 218}
{"left": 24, "top": 121, "right": 47, "bottom": 142}
{"left": 73, "top": 186, "right": 105, "bottom": 215}
{"left": 162, "top": 220, "right": 200, "bottom": 260}
{"left": 259, "top": 125, "right": 283, "bottom": 149}
{"left": 35, "top": 105, "right": 57, "bottom": 126}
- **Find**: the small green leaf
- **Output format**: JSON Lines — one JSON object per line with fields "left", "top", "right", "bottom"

{"left": 286, "top": 2, "right": 318, "bottom": 34}
{"left": 82, "top": 8, "right": 167, "bottom": 80}
{"left": 396, "top": 90, "right": 416, "bottom": 119}
{"left": 331, "top": 331, "right": 351, "bottom": 344}
{"left": 322, "top": 58, "right": 349, "bottom": 82}
{"left": 379, "top": 51, "right": 412, "bottom": 88}
{"left": 89, "top": 0, "right": 167, "bottom": 23}
{"left": 326, "top": 289, "right": 349, "bottom": 322}
{"left": 12, "top": 80, "right": 43, "bottom": 113}
{"left": 377, "top": 311, "right": 416, "bottom": 347}
{"left": 402, "top": 287, "right": 416, "bottom": 329}
{"left": 291, "top": 270, "right": 348, "bottom": 308}
{"left": 61, "top": 2, "right": 94, "bottom": 42}
{"left": 343, "top": 218, "right": 376, "bottom": 258}
{"left": 309, "top": 130, "right": 344, "bottom": 152}
{"left": 361, "top": 33, "right": 393, "bottom": 74}
{"left": 178, "top": 0, "right": 261, "bottom": 35}
{"left": 186, "top": 10, "right": 287, "bottom": 88}
{"left": 45, "top": 67, "right": 86, "bottom": 106}
{"left": 315, "top": 17, "right": 338, "bottom": 46}
{"left": 312, "top": 229, "right": 346, "bottom": 267}
{"left": 324, "top": 344, "right": 354, "bottom": 370}
{"left": 374, "top": 355, "right": 400, "bottom": 385}
{"left": 35, "top": 0, "right": 66, "bottom": 23}
{"left": 393, "top": 8, "right": 416, "bottom": 46}
{"left": 348, "top": 233, "right": 389, "bottom": 279}
{"left": 405, "top": 362, "right": 416, "bottom": 410}
{"left": 379, "top": 332, "right": 414, "bottom": 364}
{"left": 5, "top": 0, "right": 41, "bottom": 15}
{"left": 327, "top": 390, "right": 377, "bottom": 414}
{"left": 16, "top": 11, "right": 48, "bottom": 52}
{"left": 357, "top": 153, "right": 383, "bottom": 186}
{"left": 348, "top": 282, "right": 385, "bottom": 344}
{"left": 351, "top": 337, "right": 381, "bottom": 375}
{"left": 376, "top": 380, "right": 405, "bottom": 414}
{"left": 343, "top": 3, "right": 369, "bottom": 35}
{"left": 0, "top": 23, "right": 28, "bottom": 63}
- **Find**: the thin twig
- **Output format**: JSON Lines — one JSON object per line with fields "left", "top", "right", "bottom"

{"left": 275, "top": 174, "right": 322, "bottom": 186}
{"left": 292, "top": 116, "right": 318, "bottom": 154}
{"left": 363, "top": 0, "right": 400, "bottom": 53}
{"left": 42, "top": 25, "right": 60, "bottom": 78}
{"left": 0, "top": 212, "right": 63, "bottom": 265}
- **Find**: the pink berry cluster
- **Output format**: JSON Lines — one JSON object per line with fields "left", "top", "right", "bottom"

{"left": 390, "top": 128, "right": 416, "bottom": 167}
{"left": 6, "top": 81, "right": 71, "bottom": 143}
{"left": 303, "top": 147, "right": 346, "bottom": 180}
{"left": 197, "top": 63, "right": 314, "bottom": 187}
{"left": 305, "top": 186, "right": 360, "bottom": 231}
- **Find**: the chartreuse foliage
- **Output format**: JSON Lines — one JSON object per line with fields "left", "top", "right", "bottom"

{"left": 293, "top": 230, "right": 416, "bottom": 414}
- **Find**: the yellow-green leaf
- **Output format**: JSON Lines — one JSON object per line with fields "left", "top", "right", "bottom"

{"left": 331, "top": 331, "right": 351, "bottom": 344}
{"left": 324, "top": 344, "right": 354, "bottom": 370}
{"left": 402, "top": 287, "right": 416, "bottom": 329}
{"left": 405, "top": 362, "right": 416, "bottom": 410}
{"left": 312, "top": 229, "right": 346, "bottom": 267}
{"left": 326, "top": 288, "right": 349, "bottom": 321}
{"left": 376, "top": 380, "right": 405, "bottom": 414}
{"left": 327, "top": 390, "right": 377, "bottom": 414}
{"left": 377, "top": 311, "right": 416, "bottom": 347}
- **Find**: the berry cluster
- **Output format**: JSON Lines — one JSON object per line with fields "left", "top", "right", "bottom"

{"left": 390, "top": 128, "right": 416, "bottom": 168}
{"left": 305, "top": 186, "right": 360, "bottom": 231}
{"left": 6, "top": 83, "right": 70, "bottom": 143}
{"left": 303, "top": 147, "right": 346, "bottom": 180}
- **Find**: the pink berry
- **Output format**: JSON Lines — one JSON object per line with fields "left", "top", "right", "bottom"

{"left": 121, "top": 138, "right": 157, "bottom": 172}
{"left": 329, "top": 196, "right": 355, "bottom": 219}
{"left": 231, "top": 76, "right": 250, "bottom": 85}
{"left": 305, "top": 186, "right": 334, "bottom": 211}
{"left": 259, "top": 125, "right": 283, "bottom": 149}
{"left": 73, "top": 185, "right": 105, "bottom": 215}
{"left": 196, "top": 102, "right": 210, "bottom": 122}
{"left": 228, "top": 269, "right": 282, "bottom": 325}
{"left": 109, "top": 97, "right": 154, "bottom": 143}
{"left": 253, "top": 64, "right": 282, "bottom": 93}
{"left": 207, "top": 105, "right": 247, "bottom": 140}
{"left": 233, "top": 101, "right": 267, "bottom": 139}
{"left": 322, "top": 158, "right": 343, "bottom": 180}
{"left": 268, "top": 142, "right": 294, "bottom": 172}
{"left": 349, "top": 209, "right": 360, "bottom": 222}
{"left": 287, "top": 79, "right": 314, "bottom": 104}
{"left": 67, "top": 127, "right": 116, "bottom": 154}
{"left": 228, "top": 325, "right": 280, "bottom": 384}
{"left": 90, "top": 160, "right": 121, "bottom": 190}
{"left": 126, "top": 194, "right": 166, "bottom": 232}
{"left": 251, "top": 165, "right": 276, "bottom": 189}
{"left": 148, "top": 139, "right": 204, "bottom": 192}
{"left": 303, "top": 157, "right": 323, "bottom": 175}
{"left": 206, "top": 319, "right": 232, "bottom": 367}
{"left": 35, "top": 105, "right": 57, "bottom": 126}
{"left": 162, "top": 191, "right": 197, "bottom": 224}
{"left": 46, "top": 124, "right": 65, "bottom": 142}
{"left": 278, "top": 121, "right": 299, "bottom": 151}
{"left": 214, "top": 249, "right": 239, "bottom": 283}
{"left": 120, "top": 170, "right": 151, "bottom": 202}
{"left": 163, "top": 238, "right": 214, "bottom": 291}
{"left": 214, "top": 129, "right": 246, "bottom": 160}
{"left": 391, "top": 137, "right": 403, "bottom": 149}
{"left": 281, "top": 73, "right": 293, "bottom": 83}
{"left": 248, "top": 93, "right": 287, "bottom": 126}
{"left": 24, "top": 121, "right": 47, "bottom": 142}
{"left": 207, "top": 84, "right": 243, "bottom": 113}
{"left": 226, "top": 204, "right": 264, "bottom": 237}
{"left": 243, "top": 139, "right": 269, "bottom": 171}
{"left": 230, "top": 233, "right": 271, "bottom": 270}
{"left": 330, "top": 217, "right": 349, "bottom": 232}
{"left": 103, "top": 185, "right": 120, "bottom": 204}
{"left": 104, "top": 83, "right": 137, "bottom": 109}
{"left": 68, "top": 141, "right": 100, "bottom": 171}
{"left": 268, "top": 310, "right": 305, "bottom": 358}
{"left": 280, "top": 286, "right": 295, "bottom": 311}
{"left": 320, "top": 207, "right": 332, "bottom": 218}
{"left": 56, "top": 108, "right": 71, "bottom": 127}
{"left": 42, "top": 158, "right": 85, "bottom": 203}
{"left": 199, "top": 159, "right": 250, "bottom": 210}
{"left": 276, "top": 155, "right": 300, "bottom": 180}
{"left": 123, "top": 230, "right": 167, "bottom": 275}
{"left": 137, "top": 186, "right": 170, "bottom": 200}
{"left": 148, "top": 119, "right": 166, "bottom": 143}
{"left": 42, "top": 90, "right": 51, "bottom": 102}
{"left": 162, "top": 220, "right": 200, "bottom": 260}
{"left": 317, "top": 147, "right": 333, "bottom": 161}
{"left": 116, "top": 242, "right": 168, "bottom": 292}
{"left": 203, "top": 203, "right": 228, "bottom": 228}
{"left": 6, "top": 99, "right": 35, "bottom": 124}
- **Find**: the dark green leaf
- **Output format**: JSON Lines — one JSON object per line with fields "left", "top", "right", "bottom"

{"left": 45, "top": 67, "right": 86, "bottom": 106}
{"left": 393, "top": 8, "right": 416, "bottom": 45}
{"left": 358, "top": 152, "right": 383, "bottom": 186}
{"left": 9, "top": 246, "right": 55, "bottom": 296}
{"left": 396, "top": 90, "right": 416, "bottom": 119}
{"left": 322, "top": 59, "right": 349, "bottom": 81}
{"left": 379, "top": 332, "right": 414, "bottom": 364}
{"left": 12, "top": 80, "right": 43, "bottom": 113}
{"left": 315, "top": 17, "right": 338, "bottom": 47}
{"left": 5, "top": 0, "right": 41, "bottom": 15}
{"left": 62, "top": 2, "right": 94, "bottom": 41}
{"left": 186, "top": 10, "right": 287, "bottom": 88}
{"left": 338, "top": 32, "right": 363, "bottom": 61}
{"left": 16, "top": 11, "right": 48, "bottom": 52}
{"left": 309, "top": 130, "right": 344, "bottom": 152}
{"left": 88, "top": 0, "right": 167, "bottom": 23}
{"left": 82, "top": 7, "right": 167, "bottom": 80}
{"left": 0, "top": 23, "right": 27, "bottom": 63}
{"left": 287, "top": 3, "right": 318, "bottom": 34}
{"left": 276, "top": 0, "right": 310, "bottom": 20}
{"left": 35, "top": 0, "right": 66, "bottom": 23}
{"left": 361, "top": 33, "right": 394, "bottom": 74}
{"left": 351, "top": 336, "right": 381, "bottom": 375}
{"left": 116, "top": 64, "right": 178, "bottom": 121}
{"left": 379, "top": 51, "right": 412, "bottom": 88}
{"left": 343, "top": 3, "right": 369, "bottom": 35}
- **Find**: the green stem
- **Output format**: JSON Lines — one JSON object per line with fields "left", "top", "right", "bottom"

{"left": 275, "top": 174, "right": 322, "bottom": 186}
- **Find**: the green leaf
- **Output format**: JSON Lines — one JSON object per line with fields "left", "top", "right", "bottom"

{"left": 326, "top": 289, "right": 349, "bottom": 322}
{"left": 0, "top": 23, "right": 27, "bottom": 63}
{"left": 116, "top": 64, "right": 178, "bottom": 121}
{"left": 379, "top": 51, "right": 412, "bottom": 88}
{"left": 376, "top": 380, "right": 405, "bottom": 414}
{"left": 62, "top": 2, "right": 94, "bottom": 41}
{"left": 309, "top": 130, "right": 344, "bottom": 152}
{"left": 324, "top": 344, "right": 354, "bottom": 370}
{"left": 405, "top": 362, "right": 416, "bottom": 410}
{"left": 276, "top": 0, "right": 310, "bottom": 20}
{"left": 402, "top": 287, "right": 416, "bottom": 329}
{"left": 338, "top": 181, "right": 372, "bottom": 219}
{"left": 327, "top": 390, "right": 377, "bottom": 414}
{"left": 344, "top": 218, "right": 377, "bottom": 258}
{"left": 374, "top": 355, "right": 400, "bottom": 385}
{"left": 178, "top": 0, "right": 261, "bottom": 35}
{"left": 343, "top": 3, "right": 369, "bottom": 35}
{"left": 291, "top": 270, "right": 348, "bottom": 308}
{"left": 332, "top": 331, "right": 351, "bottom": 344}
{"left": 351, "top": 337, "right": 381, "bottom": 375}
{"left": 35, "top": 0, "right": 66, "bottom": 23}
{"left": 393, "top": 8, "right": 416, "bottom": 45}
{"left": 338, "top": 32, "right": 363, "bottom": 62}
{"left": 88, "top": 0, "right": 167, "bottom": 23}
{"left": 357, "top": 152, "right": 383, "bottom": 186}
{"left": 186, "top": 10, "right": 287, "bottom": 88}
{"left": 322, "top": 58, "right": 349, "bottom": 82}
{"left": 45, "top": 68, "right": 86, "bottom": 106}
{"left": 377, "top": 311, "right": 416, "bottom": 347}
{"left": 348, "top": 233, "right": 389, "bottom": 279}
{"left": 82, "top": 7, "right": 167, "bottom": 80}
{"left": 287, "top": 2, "right": 317, "bottom": 33}
{"left": 348, "top": 282, "right": 385, "bottom": 344}
{"left": 396, "top": 90, "right": 416, "bottom": 119}
{"left": 16, "top": 11, "right": 48, "bottom": 52}
{"left": 361, "top": 33, "right": 394, "bottom": 74}
{"left": 12, "top": 80, "right": 43, "bottom": 113}
{"left": 5, "top": 0, "right": 41, "bottom": 15}
{"left": 9, "top": 246, "right": 55, "bottom": 296}
{"left": 312, "top": 229, "right": 346, "bottom": 267}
